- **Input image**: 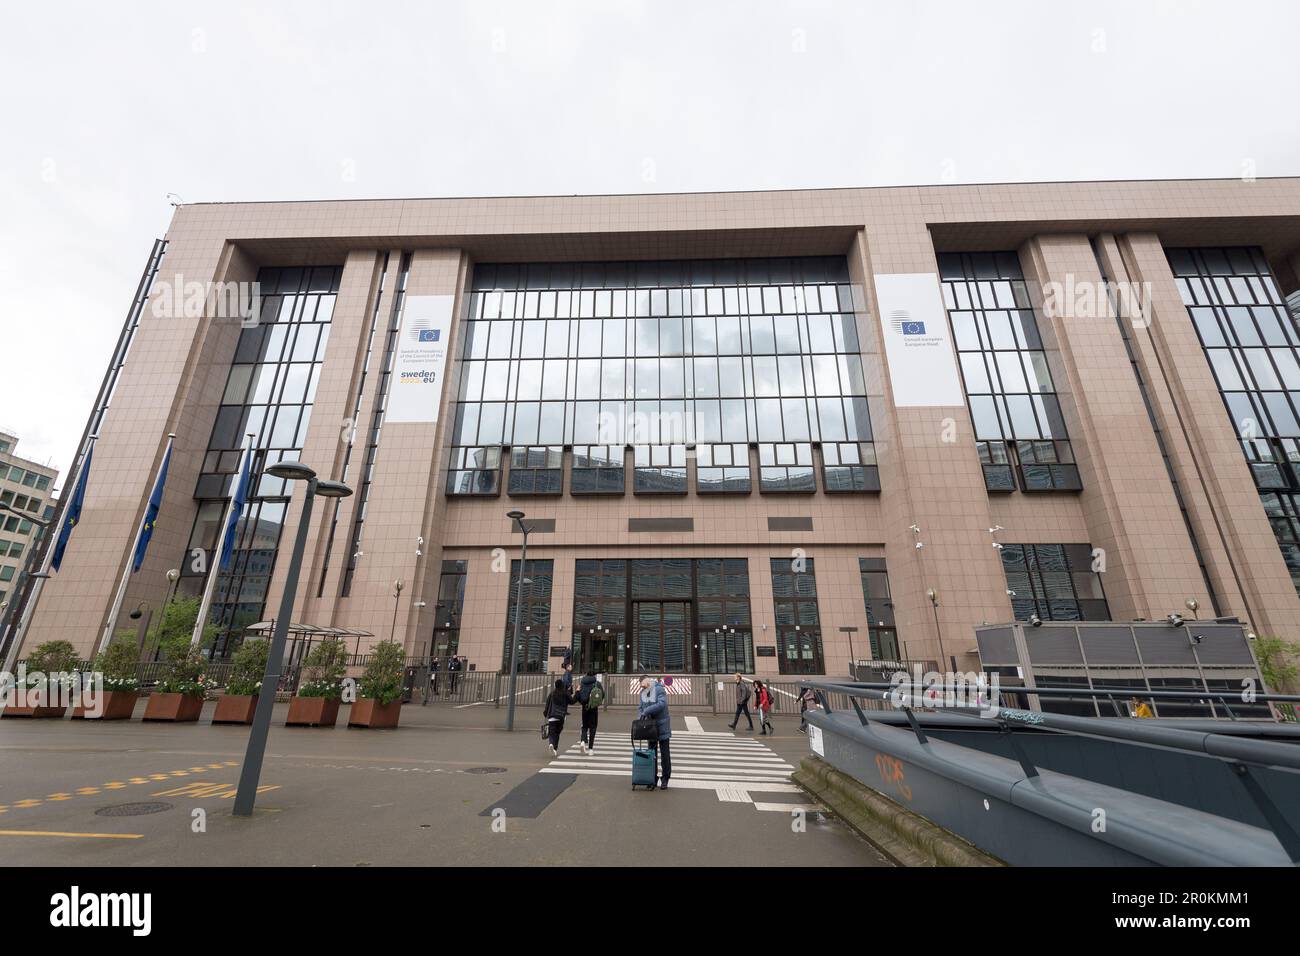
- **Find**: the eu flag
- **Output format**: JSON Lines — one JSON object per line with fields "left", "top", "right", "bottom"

{"left": 51, "top": 444, "right": 93, "bottom": 572}
{"left": 219, "top": 451, "right": 252, "bottom": 571}
{"left": 132, "top": 442, "right": 171, "bottom": 571}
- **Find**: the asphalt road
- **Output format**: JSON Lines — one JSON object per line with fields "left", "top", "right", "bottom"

{"left": 0, "top": 702, "right": 890, "bottom": 867}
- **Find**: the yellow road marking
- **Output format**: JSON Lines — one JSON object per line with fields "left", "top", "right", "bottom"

{"left": 47, "top": 793, "right": 72, "bottom": 801}
{"left": 0, "top": 829, "right": 143, "bottom": 840}
{"left": 76, "top": 787, "right": 100, "bottom": 795}
{"left": 104, "top": 782, "right": 126, "bottom": 790}
{"left": 14, "top": 800, "right": 41, "bottom": 808}
{"left": 129, "top": 777, "right": 150, "bottom": 785}
{"left": 151, "top": 781, "right": 279, "bottom": 799}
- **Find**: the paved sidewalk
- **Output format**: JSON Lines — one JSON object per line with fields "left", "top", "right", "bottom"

{"left": 0, "top": 702, "right": 889, "bottom": 867}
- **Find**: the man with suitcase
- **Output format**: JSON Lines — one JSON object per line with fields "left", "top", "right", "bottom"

{"left": 636, "top": 674, "right": 672, "bottom": 790}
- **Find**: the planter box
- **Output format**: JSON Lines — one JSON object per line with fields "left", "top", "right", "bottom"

{"left": 348, "top": 698, "right": 401, "bottom": 729}
{"left": 71, "top": 690, "right": 139, "bottom": 720}
{"left": 212, "top": 693, "right": 259, "bottom": 724}
{"left": 286, "top": 696, "right": 340, "bottom": 727}
{"left": 142, "top": 692, "right": 204, "bottom": 722}
{"left": 2, "top": 703, "right": 68, "bottom": 719}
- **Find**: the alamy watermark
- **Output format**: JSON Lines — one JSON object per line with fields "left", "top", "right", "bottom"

{"left": 150, "top": 275, "right": 262, "bottom": 327}
{"left": 1040, "top": 275, "right": 1153, "bottom": 327}
{"left": 887, "top": 666, "right": 1000, "bottom": 718}
{"left": 0, "top": 667, "right": 107, "bottom": 718}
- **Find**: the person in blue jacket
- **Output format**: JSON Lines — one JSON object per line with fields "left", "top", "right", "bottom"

{"left": 637, "top": 674, "right": 671, "bottom": 789}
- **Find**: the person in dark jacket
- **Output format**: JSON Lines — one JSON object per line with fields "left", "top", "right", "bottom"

{"left": 576, "top": 668, "right": 603, "bottom": 754}
{"left": 728, "top": 673, "right": 754, "bottom": 731}
{"left": 544, "top": 679, "right": 574, "bottom": 756}
{"left": 638, "top": 674, "right": 671, "bottom": 789}
{"left": 447, "top": 655, "right": 462, "bottom": 695}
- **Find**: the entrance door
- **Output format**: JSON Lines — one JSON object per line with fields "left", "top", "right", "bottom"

{"left": 778, "top": 628, "right": 824, "bottom": 675}
{"left": 632, "top": 601, "right": 690, "bottom": 672}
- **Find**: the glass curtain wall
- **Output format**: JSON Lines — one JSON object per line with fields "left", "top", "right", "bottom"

{"left": 449, "top": 258, "right": 876, "bottom": 496}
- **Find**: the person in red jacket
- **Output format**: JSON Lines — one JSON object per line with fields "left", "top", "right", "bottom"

{"left": 754, "top": 680, "right": 775, "bottom": 735}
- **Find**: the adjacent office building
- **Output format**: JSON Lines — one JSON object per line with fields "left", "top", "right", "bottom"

{"left": 17, "top": 179, "right": 1300, "bottom": 677}
{"left": 0, "top": 431, "right": 58, "bottom": 631}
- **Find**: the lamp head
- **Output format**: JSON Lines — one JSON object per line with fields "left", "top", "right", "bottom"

{"left": 266, "top": 460, "right": 317, "bottom": 482}
{"left": 315, "top": 479, "right": 352, "bottom": 498}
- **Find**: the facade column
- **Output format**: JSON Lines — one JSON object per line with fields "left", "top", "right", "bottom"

{"left": 1018, "top": 234, "right": 1212, "bottom": 621}
{"left": 848, "top": 228, "right": 1008, "bottom": 667}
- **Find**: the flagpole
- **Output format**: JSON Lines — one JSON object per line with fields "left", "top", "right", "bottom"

{"left": 96, "top": 432, "right": 175, "bottom": 658}
{"left": 3, "top": 433, "right": 97, "bottom": 675}
{"left": 192, "top": 434, "right": 254, "bottom": 649}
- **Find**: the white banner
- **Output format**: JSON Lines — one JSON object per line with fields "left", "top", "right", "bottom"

{"left": 386, "top": 294, "right": 454, "bottom": 424}
{"left": 873, "top": 273, "right": 966, "bottom": 407}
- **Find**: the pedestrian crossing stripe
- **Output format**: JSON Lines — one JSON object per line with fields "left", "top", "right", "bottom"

{"left": 540, "top": 729, "right": 798, "bottom": 795}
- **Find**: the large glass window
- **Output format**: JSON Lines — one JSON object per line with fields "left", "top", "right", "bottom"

{"left": 186, "top": 265, "right": 340, "bottom": 648}
{"left": 450, "top": 257, "right": 876, "bottom": 497}
{"left": 1169, "top": 246, "right": 1300, "bottom": 594}
{"left": 770, "top": 557, "right": 823, "bottom": 674}
{"left": 858, "top": 558, "right": 899, "bottom": 660}
{"left": 939, "top": 252, "right": 1082, "bottom": 494}
{"left": 1000, "top": 543, "right": 1109, "bottom": 622}
{"left": 501, "top": 558, "right": 553, "bottom": 672}
{"left": 431, "top": 560, "right": 467, "bottom": 660}
{"left": 571, "top": 558, "right": 752, "bottom": 674}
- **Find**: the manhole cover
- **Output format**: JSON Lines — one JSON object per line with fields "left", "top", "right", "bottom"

{"left": 95, "top": 802, "right": 174, "bottom": 817}
{"left": 465, "top": 767, "right": 507, "bottom": 775}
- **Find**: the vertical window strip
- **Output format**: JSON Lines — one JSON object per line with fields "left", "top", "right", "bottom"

{"left": 317, "top": 252, "right": 390, "bottom": 597}
{"left": 342, "top": 253, "right": 411, "bottom": 597}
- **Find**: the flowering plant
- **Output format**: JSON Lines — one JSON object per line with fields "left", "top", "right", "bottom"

{"left": 155, "top": 649, "right": 212, "bottom": 697}
{"left": 295, "top": 638, "right": 349, "bottom": 700}
{"left": 225, "top": 638, "right": 269, "bottom": 696}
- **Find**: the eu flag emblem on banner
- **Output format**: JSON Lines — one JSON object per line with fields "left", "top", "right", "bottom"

{"left": 902, "top": 321, "right": 927, "bottom": 335}
{"left": 418, "top": 328, "right": 440, "bottom": 342}
{"left": 219, "top": 451, "right": 252, "bottom": 571}
{"left": 51, "top": 444, "right": 93, "bottom": 573}
{"left": 132, "top": 442, "right": 171, "bottom": 571}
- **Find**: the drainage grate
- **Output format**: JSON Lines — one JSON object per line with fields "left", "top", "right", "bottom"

{"left": 95, "top": 802, "right": 174, "bottom": 817}
{"left": 465, "top": 767, "right": 507, "bottom": 775}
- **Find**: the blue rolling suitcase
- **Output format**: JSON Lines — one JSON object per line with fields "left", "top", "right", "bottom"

{"left": 632, "top": 741, "right": 657, "bottom": 790}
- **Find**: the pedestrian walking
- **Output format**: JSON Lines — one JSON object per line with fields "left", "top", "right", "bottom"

{"left": 728, "top": 672, "right": 754, "bottom": 731}
{"left": 637, "top": 674, "right": 671, "bottom": 789}
{"left": 798, "top": 685, "right": 817, "bottom": 733}
{"left": 543, "top": 679, "right": 574, "bottom": 756}
{"left": 447, "top": 655, "right": 462, "bottom": 695}
{"left": 577, "top": 668, "right": 605, "bottom": 754}
{"left": 755, "top": 679, "right": 775, "bottom": 735}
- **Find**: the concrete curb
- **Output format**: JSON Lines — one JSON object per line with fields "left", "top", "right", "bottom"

{"left": 792, "top": 756, "right": 1004, "bottom": 868}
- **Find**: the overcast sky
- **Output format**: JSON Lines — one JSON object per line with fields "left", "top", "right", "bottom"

{"left": 3, "top": 0, "right": 1298, "bottom": 483}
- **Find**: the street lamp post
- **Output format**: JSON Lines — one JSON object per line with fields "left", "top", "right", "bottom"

{"left": 505, "top": 510, "right": 530, "bottom": 732}
{"left": 147, "top": 569, "right": 181, "bottom": 660}
{"left": 838, "top": 625, "right": 860, "bottom": 679}
{"left": 233, "top": 463, "right": 351, "bottom": 817}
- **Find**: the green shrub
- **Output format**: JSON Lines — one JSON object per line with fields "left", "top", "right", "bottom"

{"left": 296, "top": 638, "right": 349, "bottom": 700}
{"left": 23, "top": 640, "right": 80, "bottom": 688}
{"left": 155, "top": 643, "right": 210, "bottom": 698}
{"left": 359, "top": 640, "right": 405, "bottom": 706}
{"left": 152, "top": 596, "right": 218, "bottom": 661}
{"left": 225, "top": 638, "right": 269, "bottom": 697}
{"left": 26, "top": 640, "right": 80, "bottom": 674}
{"left": 93, "top": 637, "right": 141, "bottom": 692}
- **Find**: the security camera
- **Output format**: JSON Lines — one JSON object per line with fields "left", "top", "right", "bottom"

{"left": 992, "top": 542, "right": 1003, "bottom": 550}
{"left": 909, "top": 524, "right": 921, "bottom": 533}
{"left": 1028, "top": 614, "right": 1043, "bottom": 627}
{"left": 1166, "top": 613, "right": 1184, "bottom": 627}
{"left": 1190, "top": 633, "right": 1204, "bottom": 645}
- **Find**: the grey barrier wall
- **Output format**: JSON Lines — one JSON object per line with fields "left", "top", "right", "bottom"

{"left": 804, "top": 709, "right": 1293, "bottom": 866}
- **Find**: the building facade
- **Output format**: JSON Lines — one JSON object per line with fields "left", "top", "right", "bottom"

{"left": 0, "top": 431, "right": 58, "bottom": 634}
{"left": 18, "top": 179, "right": 1300, "bottom": 676}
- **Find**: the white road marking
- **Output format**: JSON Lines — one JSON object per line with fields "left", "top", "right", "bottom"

{"left": 543, "top": 721, "right": 806, "bottom": 810}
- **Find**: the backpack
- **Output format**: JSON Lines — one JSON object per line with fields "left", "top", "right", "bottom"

{"left": 586, "top": 682, "right": 605, "bottom": 710}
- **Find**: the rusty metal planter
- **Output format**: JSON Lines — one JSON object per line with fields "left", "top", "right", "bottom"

{"left": 348, "top": 698, "right": 401, "bottom": 728}
{"left": 286, "top": 696, "right": 340, "bottom": 727}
